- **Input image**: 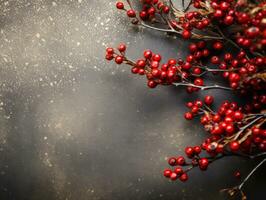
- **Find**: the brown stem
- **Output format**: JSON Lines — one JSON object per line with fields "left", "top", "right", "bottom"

{"left": 173, "top": 82, "right": 233, "bottom": 91}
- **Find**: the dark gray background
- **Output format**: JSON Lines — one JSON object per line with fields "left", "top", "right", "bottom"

{"left": 0, "top": 0, "right": 265, "bottom": 200}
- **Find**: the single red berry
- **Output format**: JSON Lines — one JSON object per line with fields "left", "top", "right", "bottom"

{"left": 193, "top": 146, "right": 201, "bottom": 154}
{"left": 220, "top": 2, "right": 230, "bottom": 10}
{"left": 185, "top": 146, "right": 194, "bottom": 157}
{"left": 176, "top": 156, "right": 186, "bottom": 165}
{"left": 230, "top": 141, "right": 240, "bottom": 151}
{"left": 184, "top": 112, "right": 193, "bottom": 120}
{"left": 182, "top": 30, "right": 191, "bottom": 39}
{"left": 152, "top": 54, "right": 161, "bottom": 62}
{"left": 139, "top": 11, "right": 148, "bottom": 20}
{"left": 179, "top": 173, "right": 188, "bottom": 182}
{"left": 168, "top": 157, "right": 177, "bottom": 166}
{"left": 189, "top": 43, "right": 198, "bottom": 53}
{"left": 170, "top": 172, "right": 178, "bottom": 181}
{"left": 213, "top": 41, "right": 223, "bottom": 50}
{"left": 143, "top": 50, "right": 152, "bottom": 59}
{"left": 194, "top": 78, "right": 204, "bottom": 86}
{"left": 115, "top": 56, "right": 124, "bottom": 64}
{"left": 116, "top": 2, "right": 124, "bottom": 9}
{"left": 147, "top": 80, "right": 157, "bottom": 88}
{"left": 234, "top": 171, "right": 241, "bottom": 179}
{"left": 174, "top": 167, "right": 183, "bottom": 175}
{"left": 106, "top": 47, "right": 114, "bottom": 54}
{"left": 211, "top": 56, "right": 220, "bottom": 64}
{"left": 199, "top": 158, "right": 209, "bottom": 170}
{"left": 163, "top": 169, "right": 172, "bottom": 178}
{"left": 252, "top": 127, "right": 260, "bottom": 136}
{"left": 127, "top": 10, "right": 136, "bottom": 18}
{"left": 204, "top": 95, "right": 214, "bottom": 105}
{"left": 105, "top": 54, "right": 114, "bottom": 61}
{"left": 118, "top": 44, "right": 126, "bottom": 52}
{"left": 224, "top": 15, "right": 234, "bottom": 25}
{"left": 136, "top": 59, "right": 146, "bottom": 68}
{"left": 225, "top": 124, "right": 235, "bottom": 134}
{"left": 132, "top": 67, "right": 140, "bottom": 74}
{"left": 163, "top": 6, "right": 170, "bottom": 14}
{"left": 233, "top": 111, "right": 243, "bottom": 121}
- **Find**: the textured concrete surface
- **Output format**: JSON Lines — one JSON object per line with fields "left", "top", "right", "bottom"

{"left": 0, "top": 0, "right": 265, "bottom": 200}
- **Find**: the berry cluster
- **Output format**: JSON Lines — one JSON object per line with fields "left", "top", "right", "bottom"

{"left": 107, "top": 0, "right": 266, "bottom": 199}
{"left": 164, "top": 96, "right": 266, "bottom": 183}
{"left": 106, "top": 41, "right": 266, "bottom": 94}
{"left": 116, "top": 0, "right": 170, "bottom": 25}
{"left": 115, "top": 0, "right": 266, "bottom": 56}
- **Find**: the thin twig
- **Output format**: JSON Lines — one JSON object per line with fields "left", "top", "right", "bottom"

{"left": 239, "top": 158, "right": 266, "bottom": 190}
{"left": 233, "top": 116, "right": 264, "bottom": 140}
{"left": 173, "top": 82, "right": 233, "bottom": 91}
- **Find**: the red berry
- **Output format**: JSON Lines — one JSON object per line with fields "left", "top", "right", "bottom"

{"left": 182, "top": 30, "right": 191, "bottom": 39}
{"left": 139, "top": 11, "right": 148, "bottom": 20}
{"left": 224, "top": 15, "right": 234, "bottom": 25}
{"left": 106, "top": 47, "right": 114, "bottom": 54}
{"left": 136, "top": 59, "right": 146, "bottom": 68}
{"left": 179, "top": 173, "right": 188, "bottom": 182}
{"left": 131, "top": 67, "right": 139, "bottom": 74}
{"left": 163, "top": 169, "right": 172, "bottom": 178}
{"left": 168, "top": 157, "right": 177, "bottom": 166}
{"left": 115, "top": 56, "right": 124, "bottom": 64}
{"left": 199, "top": 158, "right": 209, "bottom": 170}
{"left": 204, "top": 95, "right": 214, "bottom": 105}
{"left": 185, "top": 146, "right": 194, "bottom": 157}
{"left": 189, "top": 43, "right": 198, "bottom": 53}
{"left": 143, "top": 50, "right": 152, "bottom": 59}
{"left": 234, "top": 171, "right": 241, "bottom": 179}
{"left": 194, "top": 78, "right": 204, "bottom": 86}
{"left": 213, "top": 41, "right": 223, "bottom": 50}
{"left": 174, "top": 167, "right": 183, "bottom": 175}
{"left": 152, "top": 54, "right": 161, "bottom": 62}
{"left": 233, "top": 111, "right": 243, "bottom": 121}
{"left": 147, "top": 80, "right": 157, "bottom": 88}
{"left": 184, "top": 112, "right": 193, "bottom": 120}
{"left": 116, "top": 2, "right": 124, "bottom": 9}
{"left": 127, "top": 10, "right": 136, "bottom": 18}
{"left": 170, "top": 172, "right": 178, "bottom": 181}
{"left": 105, "top": 54, "right": 114, "bottom": 61}
{"left": 230, "top": 141, "right": 240, "bottom": 151}
{"left": 118, "top": 44, "right": 126, "bottom": 52}
{"left": 176, "top": 156, "right": 186, "bottom": 165}
{"left": 194, "top": 146, "right": 201, "bottom": 154}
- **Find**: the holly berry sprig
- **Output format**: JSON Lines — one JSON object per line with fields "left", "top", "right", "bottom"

{"left": 106, "top": 0, "right": 266, "bottom": 199}
{"left": 105, "top": 42, "right": 265, "bottom": 94}
{"left": 115, "top": 0, "right": 266, "bottom": 56}
{"left": 164, "top": 96, "right": 266, "bottom": 199}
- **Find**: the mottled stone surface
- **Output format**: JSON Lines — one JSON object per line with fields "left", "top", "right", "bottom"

{"left": 0, "top": 0, "right": 264, "bottom": 200}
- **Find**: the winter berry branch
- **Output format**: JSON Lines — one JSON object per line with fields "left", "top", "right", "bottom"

{"left": 106, "top": 0, "right": 266, "bottom": 199}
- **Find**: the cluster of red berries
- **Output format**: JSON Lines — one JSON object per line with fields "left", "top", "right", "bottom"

{"left": 105, "top": 43, "right": 127, "bottom": 64}
{"left": 106, "top": 40, "right": 266, "bottom": 94}
{"left": 184, "top": 97, "right": 266, "bottom": 153}
{"left": 116, "top": 0, "right": 170, "bottom": 24}
{"left": 209, "top": 50, "right": 265, "bottom": 92}
{"left": 109, "top": 1, "right": 266, "bottom": 197}
{"left": 106, "top": 43, "right": 217, "bottom": 89}
{"left": 192, "top": 1, "right": 266, "bottom": 52}
{"left": 183, "top": 40, "right": 266, "bottom": 92}
{"left": 164, "top": 96, "right": 265, "bottom": 182}
{"left": 164, "top": 149, "right": 209, "bottom": 182}
{"left": 235, "top": 5, "right": 266, "bottom": 52}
